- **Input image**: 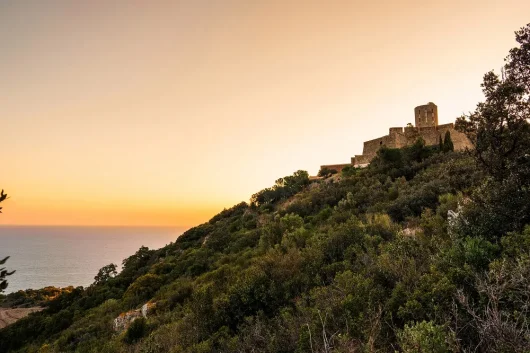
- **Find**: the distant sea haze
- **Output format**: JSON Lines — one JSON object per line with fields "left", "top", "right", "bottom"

{"left": 0, "top": 226, "right": 185, "bottom": 293}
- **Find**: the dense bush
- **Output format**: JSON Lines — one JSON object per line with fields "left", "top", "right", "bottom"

{"left": 123, "top": 317, "right": 147, "bottom": 344}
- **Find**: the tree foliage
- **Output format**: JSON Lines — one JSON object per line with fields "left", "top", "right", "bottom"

{"left": 93, "top": 264, "right": 118, "bottom": 285}
{"left": 250, "top": 170, "right": 309, "bottom": 207}
{"left": 455, "top": 23, "right": 530, "bottom": 239}
{"left": 443, "top": 131, "right": 454, "bottom": 153}
{"left": 318, "top": 167, "right": 338, "bottom": 177}
{"left": 0, "top": 190, "right": 13, "bottom": 294}
{"left": 123, "top": 317, "right": 147, "bottom": 344}
{"left": 0, "top": 257, "right": 15, "bottom": 294}
{"left": 0, "top": 189, "right": 7, "bottom": 213}
{"left": 456, "top": 24, "right": 530, "bottom": 181}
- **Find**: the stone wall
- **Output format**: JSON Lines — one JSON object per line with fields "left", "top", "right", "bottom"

{"left": 362, "top": 137, "right": 385, "bottom": 156}
{"left": 320, "top": 163, "right": 352, "bottom": 173}
{"left": 416, "top": 126, "right": 440, "bottom": 146}
{"left": 392, "top": 131, "right": 409, "bottom": 149}
{"left": 442, "top": 128, "right": 473, "bottom": 151}
{"left": 362, "top": 128, "right": 412, "bottom": 156}
{"left": 352, "top": 124, "right": 472, "bottom": 167}
{"left": 352, "top": 154, "right": 372, "bottom": 167}
{"left": 404, "top": 126, "right": 418, "bottom": 139}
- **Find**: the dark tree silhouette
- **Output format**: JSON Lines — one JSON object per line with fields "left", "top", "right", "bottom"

{"left": 455, "top": 24, "right": 530, "bottom": 239}
{"left": 443, "top": 130, "right": 454, "bottom": 152}
{"left": 0, "top": 189, "right": 7, "bottom": 213}
{"left": 456, "top": 23, "right": 530, "bottom": 181}
{"left": 0, "top": 189, "right": 14, "bottom": 293}
{"left": 93, "top": 263, "right": 118, "bottom": 285}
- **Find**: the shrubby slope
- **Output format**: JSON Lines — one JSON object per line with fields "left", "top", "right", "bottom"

{"left": 1, "top": 23, "right": 529, "bottom": 353}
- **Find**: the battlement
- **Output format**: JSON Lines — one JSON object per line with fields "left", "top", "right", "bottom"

{"left": 437, "top": 123, "right": 454, "bottom": 130}
{"left": 389, "top": 127, "right": 404, "bottom": 134}
{"left": 364, "top": 136, "right": 386, "bottom": 144}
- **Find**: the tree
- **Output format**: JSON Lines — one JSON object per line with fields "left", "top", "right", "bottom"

{"left": 505, "top": 24, "right": 530, "bottom": 92}
{"left": 455, "top": 23, "right": 530, "bottom": 181}
{"left": 0, "top": 257, "right": 15, "bottom": 293}
{"left": 0, "top": 189, "right": 7, "bottom": 213}
{"left": 341, "top": 165, "right": 358, "bottom": 177}
{"left": 123, "top": 274, "right": 162, "bottom": 308}
{"left": 93, "top": 263, "right": 118, "bottom": 285}
{"left": 454, "top": 257, "right": 530, "bottom": 352}
{"left": 123, "top": 317, "right": 147, "bottom": 344}
{"left": 0, "top": 190, "right": 13, "bottom": 293}
{"left": 455, "top": 23, "right": 530, "bottom": 239}
{"left": 318, "top": 167, "right": 338, "bottom": 177}
{"left": 407, "top": 137, "right": 429, "bottom": 162}
{"left": 398, "top": 321, "right": 457, "bottom": 353}
{"left": 250, "top": 170, "right": 309, "bottom": 207}
{"left": 443, "top": 130, "right": 454, "bottom": 152}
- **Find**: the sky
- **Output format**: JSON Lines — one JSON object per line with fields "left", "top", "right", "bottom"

{"left": 1, "top": 0, "right": 529, "bottom": 227}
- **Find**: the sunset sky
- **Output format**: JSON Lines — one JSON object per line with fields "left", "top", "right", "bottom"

{"left": 1, "top": 1, "right": 529, "bottom": 227}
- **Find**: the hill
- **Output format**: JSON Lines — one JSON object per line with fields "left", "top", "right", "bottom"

{"left": 0, "top": 146, "right": 483, "bottom": 353}
{"left": 0, "top": 23, "right": 529, "bottom": 353}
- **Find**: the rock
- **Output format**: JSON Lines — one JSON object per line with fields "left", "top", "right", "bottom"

{"left": 113, "top": 309, "right": 142, "bottom": 332}
{"left": 141, "top": 302, "right": 156, "bottom": 317}
{"left": 402, "top": 227, "right": 420, "bottom": 237}
{"left": 114, "top": 302, "right": 157, "bottom": 332}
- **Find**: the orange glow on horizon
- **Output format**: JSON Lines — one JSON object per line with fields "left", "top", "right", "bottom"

{"left": 1, "top": 1, "right": 529, "bottom": 226}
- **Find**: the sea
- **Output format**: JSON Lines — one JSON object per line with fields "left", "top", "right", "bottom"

{"left": 0, "top": 226, "right": 186, "bottom": 293}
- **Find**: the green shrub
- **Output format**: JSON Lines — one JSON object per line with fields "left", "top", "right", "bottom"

{"left": 124, "top": 317, "right": 147, "bottom": 344}
{"left": 318, "top": 167, "right": 338, "bottom": 177}
{"left": 341, "top": 165, "right": 358, "bottom": 177}
{"left": 123, "top": 274, "right": 163, "bottom": 308}
{"left": 398, "top": 321, "right": 456, "bottom": 353}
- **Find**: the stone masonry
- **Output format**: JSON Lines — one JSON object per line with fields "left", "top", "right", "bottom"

{"left": 320, "top": 103, "right": 472, "bottom": 172}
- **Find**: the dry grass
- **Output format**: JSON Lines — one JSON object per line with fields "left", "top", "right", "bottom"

{"left": 0, "top": 307, "right": 42, "bottom": 329}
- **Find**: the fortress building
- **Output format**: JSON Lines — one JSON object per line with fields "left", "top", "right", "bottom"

{"left": 320, "top": 103, "right": 472, "bottom": 173}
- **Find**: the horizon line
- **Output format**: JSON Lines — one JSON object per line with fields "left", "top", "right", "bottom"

{"left": 0, "top": 224, "right": 192, "bottom": 229}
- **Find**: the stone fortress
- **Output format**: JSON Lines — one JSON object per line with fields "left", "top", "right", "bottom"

{"left": 321, "top": 102, "right": 472, "bottom": 172}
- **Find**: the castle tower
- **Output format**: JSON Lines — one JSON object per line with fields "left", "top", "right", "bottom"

{"left": 414, "top": 102, "right": 438, "bottom": 129}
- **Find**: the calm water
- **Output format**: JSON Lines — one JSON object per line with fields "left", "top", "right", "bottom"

{"left": 0, "top": 226, "right": 186, "bottom": 293}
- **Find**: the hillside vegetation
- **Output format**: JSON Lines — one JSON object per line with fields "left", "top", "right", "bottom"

{"left": 1, "top": 24, "right": 529, "bottom": 353}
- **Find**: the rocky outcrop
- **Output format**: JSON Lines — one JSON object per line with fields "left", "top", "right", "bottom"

{"left": 113, "top": 302, "right": 156, "bottom": 332}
